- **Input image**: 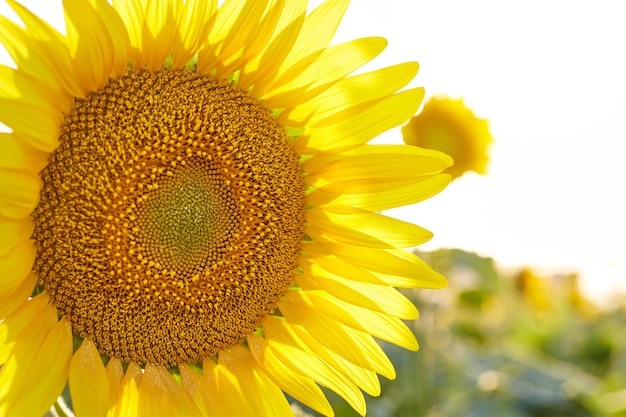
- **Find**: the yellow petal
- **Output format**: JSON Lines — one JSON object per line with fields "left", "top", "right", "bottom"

{"left": 303, "top": 144, "right": 453, "bottom": 182}
{"left": 247, "top": 333, "right": 334, "bottom": 417}
{"left": 319, "top": 348, "right": 381, "bottom": 397}
{"left": 202, "top": 360, "right": 231, "bottom": 417}
{"left": 0, "top": 133, "right": 48, "bottom": 172}
{"left": 282, "top": 62, "right": 419, "bottom": 126}
{"left": 221, "top": 0, "right": 274, "bottom": 60}
{"left": 297, "top": 271, "right": 419, "bottom": 320}
{"left": 307, "top": 173, "right": 451, "bottom": 212}
{"left": 262, "top": 316, "right": 366, "bottom": 415}
{"left": 305, "top": 289, "right": 419, "bottom": 351}
{"left": 111, "top": 0, "right": 145, "bottom": 64}
{"left": 283, "top": 0, "right": 349, "bottom": 67}
{"left": 0, "top": 239, "right": 36, "bottom": 294}
{"left": 0, "top": 301, "right": 57, "bottom": 394}
{"left": 279, "top": 292, "right": 383, "bottom": 375}
{"left": 140, "top": 0, "right": 179, "bottom": 71}
{"left": 302, "top": 255, "right": 386, "bottom": 286}
{"left": 0, "top": 291, "right": 49, "bottom": 364}
{"left": 64, "top": 0, "right": 131, "bottom": 85}
{"left": 281, "top": 291, "right": 395, "bottom": 378}
{"left": 306, "top": 206, "right": 432, "bottom": 249}
{"left": 262, "top": 37, "right": 387, "bottom": 109}
{"left": 0, "top": 217, "right": 34, "bottom": 257}
{"left": 138, "top": 364, "right": 197, "bottom": 417}
{"left": 275, "top": 313, "right": 381, "bottom": 398}
{"left": 211, "top": 355, "right": 257, "bottom": 417}
{"left": 3, "top": 1, "right": 87, "bottom": 98}
{"left": 288, "top": 315, "right": 394, "bottom": 390}
{"left": 105, "top": 358, "right": 125, "bottom": 408}
{"left": 13, "top": 318, "right": 72, "bottom": 417}
{"left": 179, "top": 363, "right": 224, "bottom": 417}
{"left": 69, "top": 338, "right": 112, "bottom": 417}
{"left": 244, "top": 0, "right": 288, "bottom": 59}
{"left": 109, "top": 362, "right": 142, "bottom": 417}
{"left": 220, "top": 345, "right": 294, "bottom": 417}
{"left": 239, "top": 0, "right": 307, "bottom": 94}
{"left": 0, "top": 100, "right": 61, "bottom": 152}
{"left": 218, "top": 0, "right": 266, "bottom": 53}
{"left": 90, "top": 0, "right": 132, "bottom": 77}
{"left": 1, "top": 311, "right": 71, "bottom": 417}
{"left": 0, "top": 64, "right": 65, "bottom": 112}
{"left": 0, "top": 168, "right": 40, "bottom": 219}
{"left": 223, "top": 0, "right": 289, "bottom": 80}
{"left": 295, "top": 89, "right": 424, "bottom": 154}
{"left": 324, "top": 343, "right": 381, "bottom": 396}
{"left": 253, "top": 0, "right": 348, "bottom": 98}
{"left": 196, "top": 0, "right": 248, "bottom": 74}
{"left": 304, "top": 241, "right": 447, "bottom": 289}
{"left": 171, "top": 0, "right": 217, "bottom": 68}
{"left": 0, "top": 271, "right": 36, "bottom": 319}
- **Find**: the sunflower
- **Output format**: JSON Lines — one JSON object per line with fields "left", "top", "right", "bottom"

{"left": 402, "top": 96, "right": 492, "bottom": 179}
{"left": 0, "top": 1, "right": 452, "bottom": 416}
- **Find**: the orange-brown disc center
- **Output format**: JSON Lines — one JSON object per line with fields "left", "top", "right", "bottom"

{"left": 32, "top": 68, "right": 306, "bottom": 365}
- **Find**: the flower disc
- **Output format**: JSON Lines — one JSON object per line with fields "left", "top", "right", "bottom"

{"left": 32, "top": 68, "right": 306, "bottom": 365}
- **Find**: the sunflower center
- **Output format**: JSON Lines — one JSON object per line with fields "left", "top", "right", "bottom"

{"left": 146, "top": 173, "right": 216, "bottom": 260}
{"left": 136, "top": 163, "right": 226, "bottom": 277}
{"left": 32, "top": 68, "right": 306, "bottom": 366}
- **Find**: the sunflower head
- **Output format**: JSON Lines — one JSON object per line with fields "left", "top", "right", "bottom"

{"left": 402, "top": 96, "right": 493, "bottom": 179}
{"left": 0, "top": 1, "right": 452, "bottom": 416}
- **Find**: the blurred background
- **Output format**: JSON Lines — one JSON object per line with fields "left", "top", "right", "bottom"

{"left": 2, "top": 1, "right": 625, "bottom": 416}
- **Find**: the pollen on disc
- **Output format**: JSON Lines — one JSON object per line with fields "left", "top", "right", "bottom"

{"left": 32, "top": 68, "right": 306, "bottom": 366}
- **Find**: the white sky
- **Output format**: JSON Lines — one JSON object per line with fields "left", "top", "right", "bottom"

{"left": 324, "top": 0, "right": 626, "bottom": 302}
{"left": 2, "top": 0, "right": 625, "bottom": 302}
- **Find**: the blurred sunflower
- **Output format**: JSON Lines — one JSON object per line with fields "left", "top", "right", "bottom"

{"left": 0, "top": 1, "right": 452, "bottom": 416}
{"left": 516, "top": 268, "right": 552, "bottom": 312}
{"left": 402, "top": 96, "right": 492, "bottom": 179}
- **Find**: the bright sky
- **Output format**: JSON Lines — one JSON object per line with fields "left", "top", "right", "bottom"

{"left": 322, "top": 0, "right": 626, "bottom": 302}
{"left": 2, "top": 1, "right": 625, "bottom": 302}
